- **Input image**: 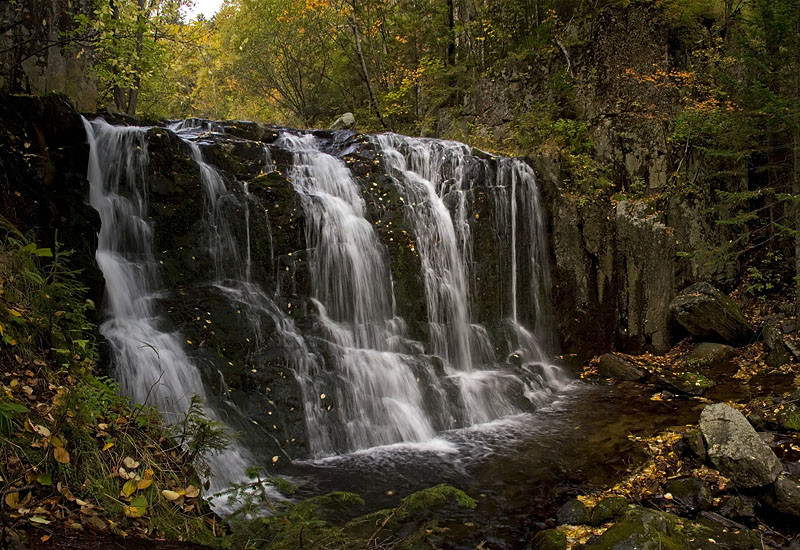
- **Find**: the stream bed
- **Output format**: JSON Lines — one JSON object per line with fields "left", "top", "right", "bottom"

{"left": 281, "top": 376, "right": 704, "bottom": 548}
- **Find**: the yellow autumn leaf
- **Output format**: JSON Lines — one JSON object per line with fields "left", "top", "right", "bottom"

{"left": 122, "top": 480, "right": 138, "bottom": 498}
{"left": 9, "top": 309, "right": 23, "bottom": 317}
{"left": 53, "top": 447, "right": 70, "bottom": 464}
{"left": 184, "top": 485, "right": 200, "bottom": 498}
{"left": 161, "top": 489, "right": 183, "bottom": 501}
{"left": 50, "top": 435, "right": 65, "bottom": 448}
{"left": 102, "top": 442, "right": 114, "bottom": 451}
{"left": 5, "top": 491, "right": 19, "bottom": 509}
{"left": 136, "top": 478, "right": 153, "bottom": 490}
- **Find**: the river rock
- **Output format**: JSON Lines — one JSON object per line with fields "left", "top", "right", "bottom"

{"left": 579, "top": 506, "right": 760, "bottom": 549}
{"left": 556, "top": 498, "right": 591, "bottom": 525}
{"left": 664, "top": 476, "right": 711, "bottom": 513}
{"left": 670, "top": 283, "right": 754, "bottom": 346}
{"left": 596, "top": 354, "right": 645, "bottom": 381}
{"left": 589, "top": 496, "right": 628, "bottom": 526}
{"left": 656, "top": 370, "right": 714, "bottom": 396}
{"left": 686, "top": 342, "right": 734, "bottom": 368}
{"left": 718, "top": 495, "right": 756, "bottom": 524}
{"left": 761, "top": 474, "right": 800, "bottom": 521}
{"left": 530, "top": 529, "right": 567, "bottom": 550}
{"left": 699, "top": 403, "right": 782, "bottom": 488}
{"left": 330, "top": 112, "right": 355, "bottom": 130}
{"left": 763, "top": 319, "right": 791, "bottom": 368}
{"left": 777, "top": 403, "right": 800, "bottom": 432}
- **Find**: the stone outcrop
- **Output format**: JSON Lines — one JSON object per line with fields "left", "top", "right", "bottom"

{"left": 699, "top": 403, "right": 782, "bottom": 489}
{"left": 670, "top": 283, "right": 755, "bottom": 346}
{"left": 686, "top": 342, "right": 735, "bottom": 368}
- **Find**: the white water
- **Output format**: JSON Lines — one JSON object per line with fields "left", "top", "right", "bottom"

{"left": 85, "top": 116, "right": 567, "bottom": 483}
{"left": 83, "top": 118, "right": 251, "bottom": 496}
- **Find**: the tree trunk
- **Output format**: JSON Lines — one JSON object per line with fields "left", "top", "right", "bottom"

{"left": 447, "top": 0, "right": 455, "bottom": 66}
{"left": 348, "top": 0, "right": 387, "bottom": 128}
{"left": 126, "top": 0, "right": 147, "bottom": 115}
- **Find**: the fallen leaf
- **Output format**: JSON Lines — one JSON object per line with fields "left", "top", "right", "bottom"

{"left": 184, "top": 485, "right": 199, "bottom": 498}
{"left": 33, "top": 424, "right": 51, "bottom": 437}
{"left": 102, "top": 442, "right": 115, "bottom": 451}
{"left": 136, "top": 479, "right": 153, "bottom": 490}
{"left": 122, "top": 480, "right": 137, "bottom": 498}
{"left": 123, "top": 456, "right": 140, "bottom": 469}
{"left": 53, "top": 447, "right": 70, "bottom": 464}
{"left": 162, "top": 489, "right": 183, "bottom": 501}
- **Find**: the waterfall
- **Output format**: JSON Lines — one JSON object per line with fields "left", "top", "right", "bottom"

{"left": 85, "top": 114, "right": 567, "bottom": 474}
{"left": 275, "top": 132, "right": 439, "bottom": 455}
{"left": 83, "top": 118, "right": 250, "bottom": 494}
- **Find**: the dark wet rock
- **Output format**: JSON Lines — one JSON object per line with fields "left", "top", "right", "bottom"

{"left": 785, "top": 340, "right": 800, "bottom": 362}
{"left": 780, "top": 320, "right": 796, "bottom": 334}
{"left": 596, "top": 354, "right": 645, "bottom": 381}
{"left": 717, "top": 495, "right": 756, "bottom": 524}
{"left": 589, "top": 496, "right": 628, "bottom": 526}
{"left": 670, "top": 283, "right": 754, "bottom": 346}
{"left": 763, "top": 319, "right": 791, "bottom": 368}
{"left": 530, "top": 529, "right": 567, "bottom": 550}
{"left": 578, "top": 506, "right": 760, "bottom": 549}
{"left": 664, "top": 476, "right": 711, "bottom": 513}
{"left": 556, "top": 498, "right": 591, "bottom": 525}
{"left": 700, "top": 403, "right": 782, "bottom": 488}
{"left": 683, "top": 428, "right": 707, "bottom": 461}
{"left": 760, "top": 474, "right": 800, "bottom": 522}
{"left": 687, "top": 342, "right": 734, "bottom": 369}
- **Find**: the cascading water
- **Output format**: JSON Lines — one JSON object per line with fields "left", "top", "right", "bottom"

{"left": 275, "top": 132, "right": 439, "bottom": 455}
{"left": 371, "top": 133, "right": 567, "bottom": 421}
{"left": 83, "top": 118, "right": 250, "bottom": 494}
{"left": 84, "top": 114, "right": 568, "bottom": 484}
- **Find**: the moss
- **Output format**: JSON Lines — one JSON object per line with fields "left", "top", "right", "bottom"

{"left": 777, "top": 403, "right": 800, "bottom": 432}
{"left": 589, "top": 496, "right": 628, "bottom": 526}
{"left": 531, "top": 529, "right": 568, "bottom": 550}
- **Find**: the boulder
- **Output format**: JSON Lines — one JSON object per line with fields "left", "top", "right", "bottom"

{"left": 596, "top": 354, "right": 645, "bottom": 381}
{"left": 761, "top": 474, "right": 800, "bottom": 521}
{"left": 718, "top": 495, "right": 756, "bottom": 524}
{"left": 670, "top": 283, "right": 754, "bottom": 346}
{"left": 589, "top": 496, "right": 628, "bottom": 526}
{"left": 664, "top": 476, "right": 711, "bottom": 513}
{"left": 656, "top": 371, "right": 714, "bottom": 396}
{"left": 686, "top": 342, "right": 735, "bottom": 368}
{"left": 763, "top": 319, "right": 791, "bottom": 368}
{"left": 330, "top": 112, "right": 355, "bottom": 130}
{"left": 530, "top": 529, "right": 567, "bottom": 550}
{"left": 556, "top": 498, "right": 591, "bottom": 525}
{"left": 579, "top": 506, "right": 760, "bottom": 550}
{"left": 776, "top": 403, "right": 800, "bottom": 432}
{"left": 699, "top": 403, "right": 782, "bottom": 488}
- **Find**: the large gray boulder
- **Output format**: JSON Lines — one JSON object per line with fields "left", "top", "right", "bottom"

{"left": 330, "top": 112, "right": 355, "bottom": 130}
{"left": 670, "top": 283, "right": 754, "bottom": 346}
{"left": 699, "top": 403, "right": 782, "bottom": 488}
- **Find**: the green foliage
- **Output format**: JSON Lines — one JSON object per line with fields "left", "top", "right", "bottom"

{"left": 0, "top": 398, "right": 28, "bottom": 434}
{"left": 0, "top": 223, "right": 97, "bottom": 369}
{"left": 173, "top": 395, "right": 232, "bottom": 470}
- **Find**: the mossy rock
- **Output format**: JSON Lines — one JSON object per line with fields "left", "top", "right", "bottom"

{"left": 531, "top": 529, "right": 567, "bottom": 550}
{"left": 776, "top": 403, "right": 800, "bottom": 432}
{"left": 557, "top": 498, "right": 591, "bottom": 525}
{"left": 686, "top": 342, "right": 734, "bottom": 369}
{"left": 590, "top": 496, "right": 628, "bottom": 526}
{"left": 657, "top": 371, "right": 714, "bottom": 396}
{"left": 579, "top": 506, "right": 760, "bottom": 550}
